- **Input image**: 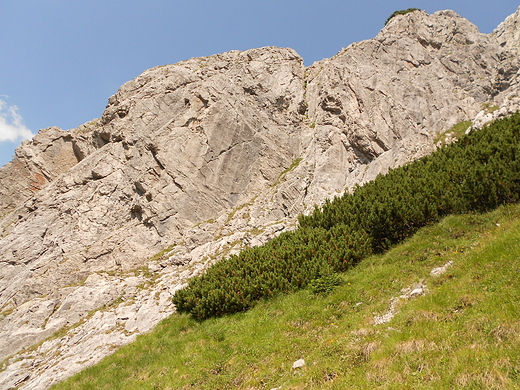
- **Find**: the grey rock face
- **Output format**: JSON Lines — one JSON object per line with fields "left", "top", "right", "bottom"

{"left": 0, "top": 126, "right": 82, "bottom": 218}
{"left": 0, "top": 8, "right": 519, "bottom": 389}
{"left": 492, "top": 6, "right": 520, "bottom": 53}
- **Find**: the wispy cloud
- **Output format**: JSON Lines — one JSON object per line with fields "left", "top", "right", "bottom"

{"left": 0, "top": 97, "right": 35, "bottom": 142}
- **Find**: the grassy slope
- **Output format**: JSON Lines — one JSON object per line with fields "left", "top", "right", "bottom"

{"left": 53, "top": 203, "right": 520, "bottom": 390}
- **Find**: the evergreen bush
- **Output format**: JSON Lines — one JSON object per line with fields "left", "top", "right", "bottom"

{"left": 309, "top": 274, "right": 344, "bottom": 295}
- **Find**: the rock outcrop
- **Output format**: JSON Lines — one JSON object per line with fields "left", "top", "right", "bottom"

{"left": 0, "top": 7, "right": 519, "bottom": 389}
{"left": 493, "top": 5, "right": 520, "bottom": 53}
{"left": 0, "top": 126, "right": 81, "bottom": 218}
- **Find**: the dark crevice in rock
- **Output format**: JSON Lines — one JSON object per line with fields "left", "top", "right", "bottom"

{"left": 72, "top": 142, "right": 86, "bottom": 162}
{"left": 130, "top": 205, "right": 143, "bottom": 221}
{"left": 195, "top": 93, "right": 210, "bottom": 108}
{"left": 320, "top": 95, "right": 343, "bottom": 114}
{"left": 93, "top": 130, "right": 111, "bottom": 148}
{"left": 146, "top": 145, "right": 165, "bottom": 170}
{"left": 134, "top": 182, "right": 146, "bottom": 196}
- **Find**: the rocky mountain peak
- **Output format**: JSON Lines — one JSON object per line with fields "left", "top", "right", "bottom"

{"left": 1, "top": 8, "right": 520, "bottom": 389}
{"left": 492, "top": 6, "right": 520, "bottom": 53}
{"left": 382, "top": 9, "right": 481, "bottom": 44}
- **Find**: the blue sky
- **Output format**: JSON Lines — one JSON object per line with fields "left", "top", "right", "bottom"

{"left": 0, "top": 0, "right": 518, "bottom": 167}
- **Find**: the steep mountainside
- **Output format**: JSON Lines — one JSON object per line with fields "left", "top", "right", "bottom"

{"left": 0, "top": 7, "right": 519, "bottom": 389}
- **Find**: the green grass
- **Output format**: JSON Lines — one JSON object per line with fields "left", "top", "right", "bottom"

{"left": 435, "top": 120, "right": 472, "bottom": 145}
{"left": 272, "top": 158, "right": 303, "bottom": 188}
{"left": 149, "top": 244, "right": 177, "bottom": 262}
{"left": 482, "top": 102, "right": 500, "bottom": 114}
{"left": 52, "top": 204, "right": 520, "bottom": 389}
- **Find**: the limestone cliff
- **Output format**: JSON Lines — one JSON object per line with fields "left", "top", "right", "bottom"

{"left": 1, "top": 7, "right": 519, "bottom": 389}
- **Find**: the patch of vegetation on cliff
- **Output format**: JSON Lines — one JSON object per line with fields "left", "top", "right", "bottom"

{"left": 51, "top": 203, "right": 520, "bottom": 390}
{"left": 272, "top": 157, "right": 303, "bottom": 187}
{"left": 385, "top": 8, "right": 422, "bottom": 25}
{"left": 482, "top": 101, "right": 500, "bottom": 113}
{"left": 435, "top": 120, "right": 472, "bottom": 145}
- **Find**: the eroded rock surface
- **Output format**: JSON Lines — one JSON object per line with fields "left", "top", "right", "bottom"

{"left": 0, "top": 8, "right": 519, "bottom": 389}
{"left": 0, "top": 126, "right": 83, "bottom": 218}
{"left": 493, "top": 5, "right": 520, "bottom": 53}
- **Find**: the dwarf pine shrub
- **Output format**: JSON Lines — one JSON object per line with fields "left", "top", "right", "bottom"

{"left": 173, "top": 225, "right": 371, "bottom": 320}
{"left": 309, "top": 274, "right": 344, "bottom": 295}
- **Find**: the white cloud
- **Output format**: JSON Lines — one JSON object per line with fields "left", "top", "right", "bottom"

{"left": 0, "top": 97, "right": 35, "bottom": 142}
